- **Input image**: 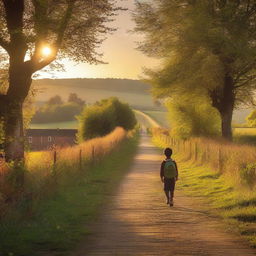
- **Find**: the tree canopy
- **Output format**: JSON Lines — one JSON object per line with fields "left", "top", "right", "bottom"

{"left": 0, "top": 0, "right": 121, "bottom": 161}
{"left": 0, "top": 0, "right": 120, "bottom": 70}
{"left": 134, "top": 0, "right": 256, "bottom": 140}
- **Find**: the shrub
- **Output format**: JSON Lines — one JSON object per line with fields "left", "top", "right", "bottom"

{"left": 77, "top": 97, "right": 137, "bottom": 141}
{"left": 246, "top": 110, "right": 256, "bottom": 127}
{"left": 240, "top": 163, "right": 256, "bottom": 189}
{"left": 77, "top": 103, "right": 116, "bottom": 141}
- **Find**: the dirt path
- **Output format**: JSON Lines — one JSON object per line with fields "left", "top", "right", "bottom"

{"left": 72, "top": 134, "right": 256, "bottom": 256}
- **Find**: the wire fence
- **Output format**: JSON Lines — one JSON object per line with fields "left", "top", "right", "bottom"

{"left": 0, "top": 127, "right": 128, "bottom": 209}
{"left": 152, "top": 128, "right": 256, "bottom": 188}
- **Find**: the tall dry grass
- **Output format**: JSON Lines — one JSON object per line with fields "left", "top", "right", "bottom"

{"left": 0, "top": 127, "right": 128, "bottom": 217}
{"left": 151, "top": 127, "right": 256, "bottom": 189}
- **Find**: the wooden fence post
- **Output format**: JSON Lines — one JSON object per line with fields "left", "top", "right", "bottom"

{"left": 92, "top": 146, "right": 95, "bottom": 163}
{"left": 53, "top": 150, "right": 57, "bottom": 166}
{"left": 79, "top": 149, "right": 82, "bottom": 170}
{"left": 52, "top": 150, "right": 57, "bottom": 178}
{"left": 218, "top": 148, "right": 223, "bottom": 172}
{"left": 194, "top": 142, "right": 197, "bottom": 161}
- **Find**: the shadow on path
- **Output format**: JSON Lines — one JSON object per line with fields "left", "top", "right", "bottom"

{"left": 72, "top": 134, "right": 256, "bottom": 256}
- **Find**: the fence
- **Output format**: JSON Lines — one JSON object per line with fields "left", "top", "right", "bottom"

{"left": 152, "top": 128, "right": 256, "bottom": 187}
{"left": 0, "top": 127, "right": 128, "bottom": 208}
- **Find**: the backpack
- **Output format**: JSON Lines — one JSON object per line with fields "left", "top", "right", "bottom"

{"left": 164, "top": 160, "right": 177, "bottom": 178}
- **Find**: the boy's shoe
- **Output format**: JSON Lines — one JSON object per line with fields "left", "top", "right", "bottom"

{"left": 166, "top": 199, "right": 170, "bottom": 204}
{"left": 169, "top": 199, "right": 174, "bottom": 207}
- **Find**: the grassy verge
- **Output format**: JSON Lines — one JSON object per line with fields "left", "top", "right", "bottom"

{"left": 152, "top": 132, "right": 256, "bottom": 248}
{"left": 233, "top": 127, "right": 256, "bottom": 145}
{"left": 0, "top": 133, "right": 139, "bottom": 256}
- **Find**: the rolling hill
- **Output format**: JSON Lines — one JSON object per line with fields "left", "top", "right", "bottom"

{"left": 32, "top": 78, "right": 162, "bottom": 111}
{"left": 32, "top": 78, "right": 252, "bottom": 124}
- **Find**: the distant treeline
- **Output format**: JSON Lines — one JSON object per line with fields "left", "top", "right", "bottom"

{"left": 32, "top": 93, "right": 84, "bottom": 123}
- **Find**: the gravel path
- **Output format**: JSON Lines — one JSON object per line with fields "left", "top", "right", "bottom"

{"left": 72, "top": 134, "right": 256, "bottom": 256}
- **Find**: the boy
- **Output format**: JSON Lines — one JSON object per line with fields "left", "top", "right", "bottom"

{"left": 160, "top": 148, "right": 178, "bottom": 207}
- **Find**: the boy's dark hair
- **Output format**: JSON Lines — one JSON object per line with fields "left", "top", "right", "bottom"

{"left": 164, "top": 147, "right": 172, "bottom": 157}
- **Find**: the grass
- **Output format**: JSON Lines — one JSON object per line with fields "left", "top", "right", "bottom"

{"left": 134, "top": 110, "right": 160, "bottom": 129}
{"left": 233, "top": 127, "right": 256, "bottom": 145}
{"left": 29, "top": 121, "right": 78, "bottom": 129}
{"left": 176, "top": 161, "right": 256, "bottom": 247}
{"left": 233, "top": 128, "right": 256, "bottom": 135}
{"left": 143, "top": 111, "right": 169, "bottom": 128}
{"left": 152, "top": 130, "right": 256, "bottom": 247}
{"left": 0, "top": 129, "right": 139, "bottom": 256}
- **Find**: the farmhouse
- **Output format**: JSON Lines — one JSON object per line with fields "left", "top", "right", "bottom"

{"left": 26, "top": 129, "right": 77, "bottom": 151}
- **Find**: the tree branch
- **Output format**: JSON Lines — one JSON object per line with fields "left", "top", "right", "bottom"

{"left": 27, "top": 55, "right": 56, "bottom": 73}
{"left": 233, "top": 60, "right": 256, "bottom": 84}
{"left": 234, "top": 75, "right": 256, "bottom": 89}
{"left": 30, "top": 0, "right": 49, "bottom": 61}
{"left": 55, "top": 0, "right": 76, "bottom": 49}
{"left": 29, "top": 0, "right": 76, "bottom": 73}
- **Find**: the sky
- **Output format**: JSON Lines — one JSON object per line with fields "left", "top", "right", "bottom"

{"left": 41, "top": 1, "right": 158, "bottom": 79}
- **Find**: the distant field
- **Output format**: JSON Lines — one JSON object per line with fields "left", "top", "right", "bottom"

{"left": 233, "top": 127, "right": 256, "bottom": 135}
{"left": 31, "top": 79, "right": 252, "bottom": 121}
{"left": 32, "top": 79, "right": 163, "bottom": 111}
{"left": 29, "top": 121, "right": 78, "bottom": 129}
{"left": 29, "top": 112, "right": 160, "bottom": 130}
{"left": 233, "top": 127, "right": 256, "bottom": 145}
{"left": 143, "top": 111, "right": 169, "bottom": 128}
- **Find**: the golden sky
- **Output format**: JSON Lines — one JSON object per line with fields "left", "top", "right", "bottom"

{"left": 39, "top": 1, "right": 158, "bottom": 79}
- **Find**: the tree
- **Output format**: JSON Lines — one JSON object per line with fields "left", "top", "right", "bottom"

{"left": 108, "top": 97, "right": 137, "bottom": 130}
{"left": 166, "top": 95, "right": 220, "bottom": 139}
{"left": 48, "top": 95, "right": 63, "bottom": 105}
{"left": 0, "top": 0, "right": 120, "bottom": 161}
{"left": 68, "top": 92, "right": 85, "bottom": 106}
{"left": 134, "top": 0, "right": 256, "bottom": 141}
{"left": 77, "top": 102, "right": 116, "bottom": 141}
{"left": 32, "top": 102, "right": 82, "bottom": 123}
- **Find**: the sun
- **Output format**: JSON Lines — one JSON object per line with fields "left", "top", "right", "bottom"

{"left": 41, "top": 46, "right": 52, "bottom": 57}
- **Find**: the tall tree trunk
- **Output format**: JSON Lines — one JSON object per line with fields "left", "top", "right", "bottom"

{"left": 211, "top": 74, "right": 235, "bottom": 141}
{"left": 220, "top": 75, "right": 235, "bottom": 141}
{"left": 220, "top": 103, "right": 234, "bottom": 141}
{"left": 4, "top": 62, "right": 32, "bottom": 162}
{"left": 4, "top": 100, "right": 24, "bottom": 162}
